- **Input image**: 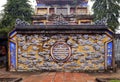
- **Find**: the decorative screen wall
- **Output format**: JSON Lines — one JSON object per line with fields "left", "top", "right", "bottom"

{"left": 9, "top": 33, "right": 113, "bottom": 71}
{"left": 8, "top": 26, "right": 114, "bottom": 72}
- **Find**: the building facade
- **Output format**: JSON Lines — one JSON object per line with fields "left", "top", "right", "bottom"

{"left": 32, "top": 0, "right": 93, "bottom": 25}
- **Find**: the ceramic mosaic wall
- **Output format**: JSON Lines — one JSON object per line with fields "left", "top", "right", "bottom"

{"left": 10, "top": 33, "right": 113, "bottom": 71}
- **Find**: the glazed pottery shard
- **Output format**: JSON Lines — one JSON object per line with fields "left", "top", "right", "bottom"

{"left": 34, "top": 35, "right": 38, "bottom": 38}
{"left": 98, "top": 66, "right": 104, "bottom": 70}
{"left": 25, "top": 61, "right": 30, "bottom": 65}
{"left": 89, "top": 64, "right": 94, "bottom": 68}
{"left": 85, "top": 56, "right": 93, "bottom": 60}
{"left": 98, "top": 35, "right": 103, "bottom": 40}
{"left": 49, "top": 41, "right": 55, "bottom": 45}
{"left": 58, "top": 63, "right": 64, "bottom": 66}
{"left": 29, "top": 51, "right": 36, "bottom": 55}
{"left": 83, "top": 46, "right": 89, "bottom": 51}
{"left": 103, "top": 34, "right": 107, "bottom": 38}
{"left": 51, "top": 35, "right": 58, "bottom": 39}
{"left": 91, "top": 36, "right": 96, "bottom": 40}
{"left": 43, "top": 43, "right": 49, "bottom": 48}
{"left": 27, "top": 36, "right": 32, "bottom": 40}
{"left": 18, "top": 66, "right": 23, "bottom": 70}
{"left": 83, "top": 35, "right": 89, "bottom": 39}
{"left": 16, "top": 34, "right": 22, "bottom": 38}
{"left": 100, "top": 49, "right": 105, "bottom": 54}
{"left": 18, "top": 49, "right": 22, "bottom": 54}
{"left": 97, "top": 41, "right": 103, "bottom": 46}
{"left": 38, "top": 58, "right": 42, "bottom": 62}
{"left": 78, "top": 39, "right": 83, "bottom": 43}
{"left": 44, "top": 56, "right": 50, "bottom": 61}
{"left": 70, "top": 62, "right": 78, "bottom": 66}
{"left": 72, "top": 43, "right": 78, "bottom": 48}
{"left": 76, "top": 52, "right": 84, "bottom": 56}
{"left": 98, "top": 58, "right": 104, "bottom": 63}
{"left": 72, "top": 36, "right": 77, "bottom": 40}
{"left": 83, "top": 62, "right": 89, "bottom": 67}
{"left": 94, "top": 52, "right": 101, "bottom": 58}
{"left": 30, "top": 56, "right": 36, "bottom": 59}
{"left": 42, "top": 37, "right": 49, "bottom": 41}
{"left": 86, "top": 52, "right": 94, "bottom": 55}
{"left": 19, "top": 37, "right": 25, "bottom": 41}
{"left": 33, "top": 46, "right": 38, "bottom": 50}
{"left": 73, "top": 55, "right": 79, "bottom": 60}
{"left": 93, "top": 45, "right": 100, "bottom": 51}
{"left": 92, "top": 61, "right": 99, "bottom": 64}
{"left": 85, "top": 40, "right": 92, "bottom": 45}
{"left": 48, "top": 57, "right": 53, "bottom": 62}
{"left": 80, "top": 59, "right": 85, "bottom": 63}
{"left": 67, "top": 40, "right": 72, "bottom": 45}
{"left": 21, "top": 53, "right": 27, "bottom": 57}
{"left": 72, "top": 49, "right": 77, "bottom": 54}
{"left": 18, "top": 59, "right": 22, "bottom": 63}
{"left": 43, "top": 62, "right": 53, "bottom": 67}
{"left": 19, "top": 42, "right": 24, "bottom": 46}
{"left": 38, "top": 52, "right": 46, "bottom": 56}
{"left": 22, "top": 45, "right": 28, "bottom": 50}
{"left": 68, "top": 57, "right": 73, "bottom": 62}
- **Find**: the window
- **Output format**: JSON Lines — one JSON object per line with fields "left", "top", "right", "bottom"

{"left": 56, "top": 8, "right": 68, "bottom": 15}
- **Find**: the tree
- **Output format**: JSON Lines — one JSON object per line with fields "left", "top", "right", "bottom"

{"left": 0, "top": 0, "right": 33, "bottom": 28}
{"left": 92, "top": 0, "right": 120, "bottom": 31}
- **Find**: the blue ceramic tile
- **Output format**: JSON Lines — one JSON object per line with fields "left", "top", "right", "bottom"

{"left": 10, "top": 42, "right": 16, "bottom": 69}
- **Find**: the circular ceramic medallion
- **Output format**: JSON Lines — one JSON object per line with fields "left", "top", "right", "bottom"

{"left": 51, "top": 41, "right": 71, "bottom": 62}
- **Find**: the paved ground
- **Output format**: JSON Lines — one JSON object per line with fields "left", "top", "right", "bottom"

{"left": 24, "top": 72, "right": 95, "bottom": 82}
{"left": 0, "top": 68, "right": 120, "bottom": 82}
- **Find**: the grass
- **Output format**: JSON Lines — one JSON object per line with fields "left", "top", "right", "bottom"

{"left": 110, "top": 80, "right": 120, "bottom": 82}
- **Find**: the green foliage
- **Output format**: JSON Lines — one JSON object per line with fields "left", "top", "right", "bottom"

{"left": 0, "top": 27, "right": 13, "bottom": 37}
{"left": 0, "top": 0, "right": 33, "bottom": 29}
{"left": 92, "top": 0, "right": 120, "bottom": 31}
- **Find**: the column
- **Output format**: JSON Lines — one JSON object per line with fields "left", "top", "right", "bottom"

{"left": 54, "top": 7, "right": 57, "bottom": 14}
{"left": 47, "top": 7, "right": 50, "bottom": 15}
{"left": 68, "top": 6, "right": 70, "bottom": 15}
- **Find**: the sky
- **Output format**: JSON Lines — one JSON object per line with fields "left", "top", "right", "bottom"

{"left": 0, "top": 0, "right": 7, "bottom": 11}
